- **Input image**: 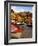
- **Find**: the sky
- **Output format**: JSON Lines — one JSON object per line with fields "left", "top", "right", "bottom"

{"left": 11, "top": 6, "right": 32, "bottom": 12}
